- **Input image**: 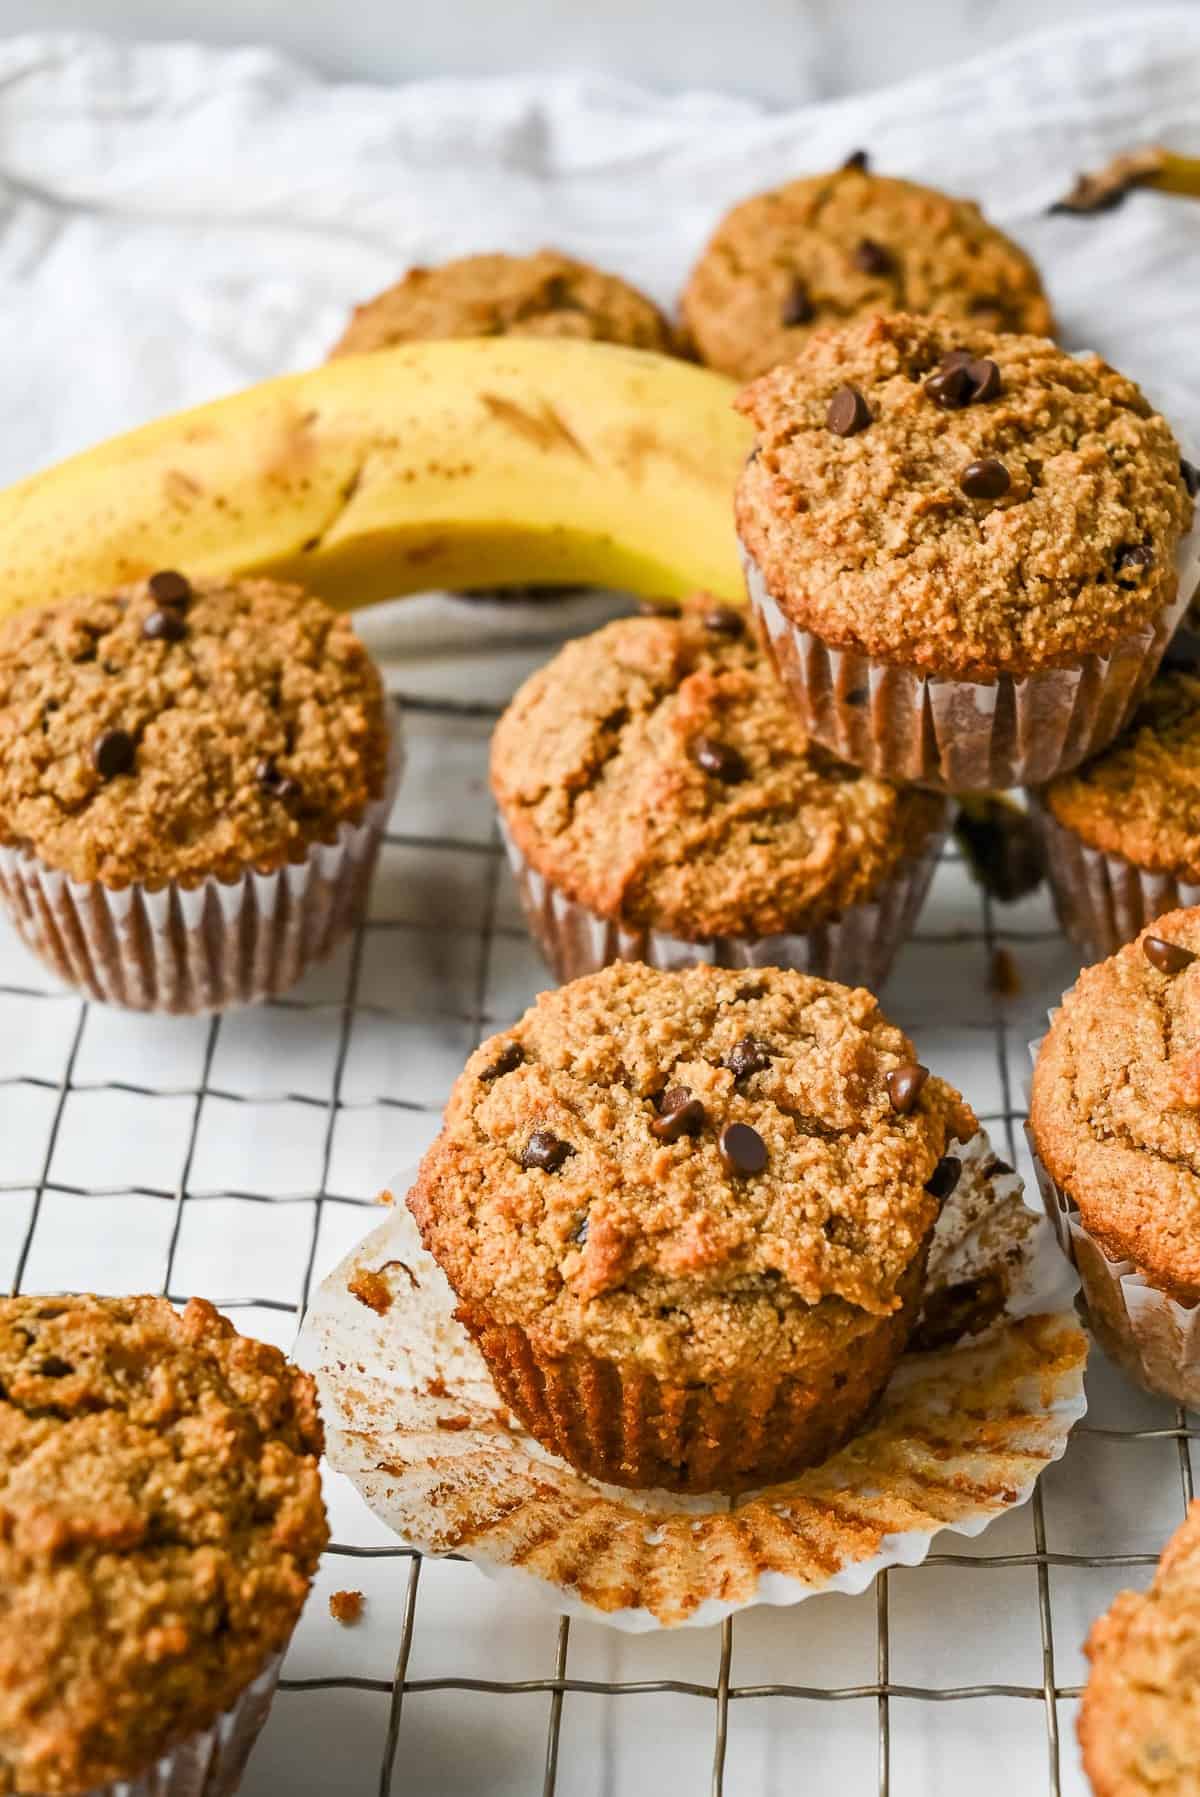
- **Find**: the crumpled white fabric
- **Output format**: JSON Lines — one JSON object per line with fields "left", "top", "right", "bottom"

{"left": 0, "top": 14, "right": 1197, "bottom": 507}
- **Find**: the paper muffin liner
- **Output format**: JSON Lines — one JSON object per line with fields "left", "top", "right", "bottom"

{"left": 0, "top": 722, "right": 404, "bottom": 1015}
{"left": 297, "top": 1134, "right": 1087, "bottom": 1632}
{"left": 742, "top": 512, "right": 1200, "bottom": 792}
{"left": 1027, "top": 791, "right": 1200, "bottom": 960}
{"left": 497, "top": 803, "right": 948, "bottom": 991}
{"left": 72, "top": 1650, "right": 282, "bottom": 1797}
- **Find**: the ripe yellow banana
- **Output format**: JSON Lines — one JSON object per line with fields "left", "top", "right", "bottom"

{"left": 0, "top": 339, "right": 751, "bottom": 622}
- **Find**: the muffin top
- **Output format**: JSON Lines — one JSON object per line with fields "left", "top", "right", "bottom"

{"left": 1079, "top": 1501, "right": 1200, "bottom": 1797}
{"left": 409, "top": 961, "right": 976, "bottom": 1382}
{"left": 736, "top": 313, "right": 1194, "bottom": 678}
{"left": 680, "top": 164, "right": 1053, "bottom": 382}
{"left": 330, "top": 249, "right": 674, "bottom": 358}
{"left": 490, "top": 602, "right": 945, "bottom": 937}
{"left": 0, "top": 1295, "right": 327, "bottom": 1796}
{"left": 1030, "top": 906, "right": 1200, "bottom": 1302}
{"left": 0, "top": 573, "right": 390, "bottom": 888}
{"left": 1042, "top": 669, "right": 1200, "bottom": 880}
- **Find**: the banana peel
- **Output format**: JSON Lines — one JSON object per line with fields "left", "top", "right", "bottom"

{"left": 0, "top": 339, "right": 752, "bottom": 623}
{"left": 1050, "top": 145, "right": 1200, "bottom": 215}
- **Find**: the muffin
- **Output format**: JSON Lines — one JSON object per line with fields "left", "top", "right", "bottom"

{"left": 0, "top": 572, "right": 397, "bottom": 1012}
{"left": 681, "top": 162, "right": 1053, "bottom": 382}
{"left": 0, "top": 1293, "right": 327, "bottom": 1796}
{"left": 408, "top": 960, "right": 976, "bottom": 1494}
{"left": 330, "top": 249, "right": 674, "bottom": 359}
{"left": 736, "top": 313, "right": 1197, "bottom": 791}
{"left": 1079, "top": 1501, "right": 1200, "bottom": 1796}
{"left": 1031, "top": 667, "right": 1200, "bottom": 957}
{"left": 1029, "top": 907, "right": 1200, "bottom": 1404}
{"left": 491, "top": 599, "right": 948, "bottom": 988}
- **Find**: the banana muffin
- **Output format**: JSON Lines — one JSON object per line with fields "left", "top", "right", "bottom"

{"left": 681, "top": 162, "right": 1052, "bottom": 381}
{"left": 330, "top": 249, "right": 674, "bottom": 358}
{"left": 0, "top": 572, "right": 395, "bottom": 1010}
{"left": 1079, "top": 1501, "right": 1200, "bottom": 1796}
{"left": 737, "top": 312, "right": 1196, "bottom": 789}
{"left": 0, "top": 1294, "right": 327, "bottom": 1796}
{"left": 491, "top": 599, "right": 948, "bottom": 988}
{"left": 409, "top": 960, "right": 976, "bottom": 1493}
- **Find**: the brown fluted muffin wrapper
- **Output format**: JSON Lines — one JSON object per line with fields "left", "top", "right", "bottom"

{"left": 498, "top": 804, "right": 948, "bottom": 992}
{"left": 0, "top": 723, "right": 403, "bottom": 1015}
{"left": 1027, "top": 792, "right": 1200, "bottom": 960}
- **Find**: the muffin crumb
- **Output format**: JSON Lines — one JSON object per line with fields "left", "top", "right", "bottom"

{"left": 329, "top": 1591, "right": 365, "bottom": 1627}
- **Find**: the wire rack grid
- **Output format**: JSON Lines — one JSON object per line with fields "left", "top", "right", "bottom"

{"left": 0, "top": 614, "right": 1195, "bottom": 1797}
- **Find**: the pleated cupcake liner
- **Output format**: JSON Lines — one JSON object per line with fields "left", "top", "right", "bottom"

{"left": 497, "top": 804, "right": 948, "bottom": 991}
{"left": 297, "top": 1134, "right": 1087, "bottom": 1632}
{"left": 1026, "top": 792, "right": 1200, "bottom": 960}
{"left": 0, "top": 722, "right": 404, "bottom": 1015}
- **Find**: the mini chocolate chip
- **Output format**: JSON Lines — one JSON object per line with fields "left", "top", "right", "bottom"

{"left": 719, "top": 1121, "right": 768, "bottom": 1176}
{"left": 781, "top": 278, "right": 814, "bottom": 327}
{"left": 960, "top": 458, "right": 1011, "bottom": 500}
{"left": 734, "top": 982, "right": 762, "bottom": 1002}
{"left": 1182, "top": 458, "right": 1200, "bottom": 498}
{"left": 704, "top": 606, "right": 744, "bottom": 638}
{"left": 1115, "top": 544, "right": 1154, "bottom": 578}
{"left": 924, "top": 363, "right": 972, "bottom": 409}
{"left": 572, "top": 1215, "right": 589, "bottom": 1245}
{"left": 142, "top": 608, "right": 187, "bottom": 643}
{"left": 257, "top": 757, "right": 301, "bottom": 804}
{"left": 693, "top": 736, "right": 747, "bottom": 783}
{"left": 723, "top": 1035, "right": 774, "bottom": 1081}
{"left": 846, "top": 686, "right": 868, "bottom": 707}
{"left": 842, "top": 149, "right": 869, "bottom": 172}
{"left": 925, "top": 1156, "right": 962, "bottom": 1201}
{"left": 853, "top": 237, "right": 893, "bottom": 276}
{"left": 147, "top": 569, "right": 191, "bottom": 607}
{"left": 651, "top": 1089, "right": 706, "bottom": 1142}
{"left": 521, "top": 1130, "right": 573, "bottom": 1173}
{"left": 638, "top": 597, "right": 681, "bottom": 618}
{"left": 827, "top": 384, "right": 872, "bottom": 437}
{"left": 481, "top": 1041, "right": 523, "bottom": 1082}
{"left": 964, "top": 356, "right": 1003, "bottom": 402}
{"left": 38, "top": 1355, "right": 73, "bottom": 1378}
{"left": 887, "top": 1063, "right": 929, "bottom": 1115}
{"left": 93, "top": 728, "right": 135, "bottom": 780}
{"left": 1143, "top": 935, "right": 1198, "bottom": 975}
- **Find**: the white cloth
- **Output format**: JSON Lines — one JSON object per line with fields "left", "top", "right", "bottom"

{"left": 0, "top": 15, "right": 1197, "bottom": 492}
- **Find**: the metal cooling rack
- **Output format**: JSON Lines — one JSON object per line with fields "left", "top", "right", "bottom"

{"left": 0, "top": 627, "right": 1195, "bottom": 1797}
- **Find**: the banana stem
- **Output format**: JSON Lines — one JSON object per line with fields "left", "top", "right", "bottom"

{"left": 1051, "top": 144, "right": 1200, "bottom": 214}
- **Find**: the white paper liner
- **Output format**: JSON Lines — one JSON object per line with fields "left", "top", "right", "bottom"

{"left": 67, "top": 1651, "right": 282, "bottom": 1797}
{"left": 297, "top": 1134, "right": 1087, "bottom": 1632}
{"left": 0, "top": 721, "right": 404, "bottom": 1015}
{"left": 497, "top": 805, "right": 948, "bottom": 990}
{"left": 1027, "top": 790, "right": 1200, "bottom": 960}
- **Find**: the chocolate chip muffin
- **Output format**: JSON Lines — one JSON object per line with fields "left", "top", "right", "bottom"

{"left": 737, "top": 312, "right": 1196, "bottom": 789}
{"left": 681, "top": 161, "right": 1053, "bottom": 382}
{"left": 1079, "top": 1501, "right": 1200, "bottom": 1796}
{"left": 491, "top": 598, "right": 948, "bottom": 988}
{"left": 0, "top": 1294, "right": 327, "bottom": 1796}
{"left": 0, "top": 572, "right": 396, "bottom": 1011}
{"left": 1029, "top": 907, "right": 1200, "bottom": 1404}
{"left": 330, "top": 249, "right": 674, "bottom": 358}
{"left": 409, "top": 960, "right": 976, "bottom": 1493}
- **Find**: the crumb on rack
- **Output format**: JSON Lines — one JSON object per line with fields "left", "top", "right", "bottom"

{"left": 329, "top": 1590, "right": 365, "bottom": 1626}
{"left": 348, "top": 1267, "right": 393, "bottom": 1315}
{"left": 988, "top": 946, "right": 1021, "bottom": 998}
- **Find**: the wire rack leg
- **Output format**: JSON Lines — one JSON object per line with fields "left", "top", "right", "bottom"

{"left": 876, "top": 1571, "right": 890, "bottom": 1797}
{"left": 378, "top": 1555, "right": 423, "bottom": 1797}
{"left": 709, "top": 1618, "right": 733, "bottom": 1797}
{"left": 542, "top": 1617, "right": 570, "bottom": 1797}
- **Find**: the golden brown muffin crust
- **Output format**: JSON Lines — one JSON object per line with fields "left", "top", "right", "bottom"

{"left": 1030, "top": 907, "right": 1200, "bottom": 1302}
{"left": 409, "top": 962, "right": 976, "bottom": 1383}
{"left": 681, "top": 166, "right": 1053, "bottom": 382}
{"left": 330, "top": 249, "right": 674, "bottom": 358}
{"left": 490, "top": 601, "right": 946, "bottom": 938}
{"left": 736, "top": 313, "right": 1193, "bottom": 678}
{"left": 0, "top": 575, "right": 390, "bottom": 889}
{"left": 1043, "top": 670, "right": 1200, "bottom": 880}
{"left": 0, "top": 1295, "right": 327, "bottom": 1796}
{"left": 1079, "top": 1501, "right": 1200, "bottom": 1797}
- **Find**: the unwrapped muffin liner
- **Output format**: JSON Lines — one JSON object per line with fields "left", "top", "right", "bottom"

{"left": 1027, "top": 791, "right": 1200, "bottom": 960}
{"left": 497, "top": 804, "right": 948, "bottom": 990}
{"left": 297, "top": 1134, "right": 1087, "bottom": 1632}
{"left": 742, "top": 507, "right": 1200, "bottom": 792}
{"left": 1028, "top": 1025, "right": 1200, "bottom": 1407}
{"left": 0, "top": 721, "right": 404, "bottom": 1015}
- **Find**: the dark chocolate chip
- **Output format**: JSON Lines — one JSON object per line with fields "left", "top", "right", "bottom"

{"left": 1143, "top": 935, "right": 1198, "bottom": 975}
{"left": 256, "top": 757, "right": 300, "bottom": 803}
{"left": 693, "top": 736, "right": 747, "bottom": 783}
{"left": 37, "top": 1355, "right": 73, "bottom": 1378}
{"left": 887, "top": 1063, "right": 929, "bottom": 1115}
{"left": 960, "top": 458, "right": 1011, "bottom": 500}
{"left": 147, "top": 569, "right": 191, "bottom": 608}
{"left": 953, "top": 794, "right": 1045, "bottom": 904}
{"left": 1115, "top": 543, "right": 1154, "bottom": 578}
{"left": 846, "top": 686, "right": 869, "bottom": 707}
{"left": 651, "top": 1088, "right": 706, "bottom": 1142}
{"left": 1182, "top": 458, "right": 1200, "bottom": 499}
{"left": 852, "top": 237, "right": 893, "bottom": 276}
{"left": 572, "top": 1214, "right": 589, "bottom": 1245}
{"left": 827, "top": 384, "right": 872, "bottom": 437}
{"left": 842, "top": 149, "right": 870, "bottom": 172}
{"left": 521, "top": 1130, "right": 573, "bottom": 1173}
{"left": 719, "top": 1121, "right": 768, "bottom": 1176}
{"left": 480, "top": 1041, "right": 523, "bottom": 1082}
{"left": 925, "top": 1156, "right": 962, "bottom": 1201}
{"left": 781, "top": 278, "right": 814, "bottom": 327}
{"left": 142, "top": 608, "right": 187, "bottom": 643}
{"left": 924, "top": 363, "right": 972, "bottom": 410}
{"left": 964, "top": 356, "right": 1003, "bottom": 402}
{"left": 638, "top": 597, "right": 681, "bottom": 618}
{"left": 723, "top": 1035, "right": 774, "bottom": 1082}
{"left": 92, "top": 728, "right": 136, "bottom": 781}
{"left": 703, "top": 606, "right": 744, "bottom": 638}
{"left": 910, "top": 1272, "right": 1006, "bottom": 1353}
